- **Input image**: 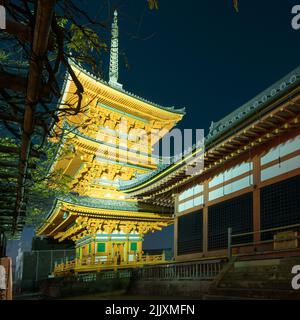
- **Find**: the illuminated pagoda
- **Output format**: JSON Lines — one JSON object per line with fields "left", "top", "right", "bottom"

{"left": 37, "top": 10, "right": 185, "bottom": 273}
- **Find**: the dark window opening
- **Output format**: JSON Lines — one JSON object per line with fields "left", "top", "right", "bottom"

{"left": 261, "top": 174, "right": 300, "bottom": 240}
{"left": 208, "top": 192, "right": 253, "bottom": 250}
{"left": 177, "top": 210, "right": 203, "bottom": 255}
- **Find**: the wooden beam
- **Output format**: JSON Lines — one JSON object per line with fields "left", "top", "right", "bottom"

{"left": 13, "top": 0, "right": 55, "bottom": 233}
{"left": 263, "top": 120, "right": 278, "bottom": 128}
{"left": 272, "top": 114, "right": 288, "bottom": 122}
{"left": 284, "top": 108, "right": 296, "bottom": 117}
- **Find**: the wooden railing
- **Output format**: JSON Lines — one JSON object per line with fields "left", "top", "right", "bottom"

{"left": 54, "top": 260, "right": 75, "bottom": 274}
{"left": 228, "top": 223, "right": 300, "bottom": 258}
{"left": 134, "top": 259, "right": 225, "bottom": 281}
{"left": 53, "top": 253, "right": 166, "bottom": 275}
{"left": 56, "top": 259, "right": 225, "bottom": 282}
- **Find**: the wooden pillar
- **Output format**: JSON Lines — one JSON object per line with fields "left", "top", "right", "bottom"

{"left": 148, "top": 132, "right": 153, "bottom": 165}
{"left": 106, "top": 239, "right": 112, "bottom": 263}
{"left": 173, "top": 195, "right": 179, "bottom": 260}
{"left": 174, "top": 217, "right": 178, "bottom": 260}
{"left": 79, "top": 245, "right": 82, "bottom": 260}
{"left": 91, "top": 239, "right": 95, "bottom": 264}
{"left": 124, "top": 237, "right": 129, "bottom": 263}
{"left": 137, "top": 239, "right": 143, "bottom": 260}
{"left": 120, "top": 243, "right": 124, "bottom": 262}
{"left": 203, "top": 180, "right": 209, "bottom": 256}
{"left": 90, "top": 240, "right": 94, "bottom": 256}
{"left": 253, "top": 154, "right": 261, "bottom": 243}
{"left": 75, "top": 246, "right": 80, "bottom": 267}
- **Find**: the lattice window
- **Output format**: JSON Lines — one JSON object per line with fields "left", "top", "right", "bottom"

{"left": 261, "top": 174, "right": 300, "bottom": 240}
{"left": 208, "top": 192, "right": 253, "bottom": 250}
{"left": 177, "top": 210, "right": 203, "bottom": 255}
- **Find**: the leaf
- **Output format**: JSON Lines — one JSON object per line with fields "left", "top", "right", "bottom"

{"left": 233, "top": 0, "right": 239, "bottom": 12}
{"left": 148, "top": 0, "right": 159, "bottom": 10}
{"left": 57, "top": 18, "right": 68, "bottom": 28}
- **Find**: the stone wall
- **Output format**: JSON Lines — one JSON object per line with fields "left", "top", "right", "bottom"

{"left": 128, "top": 279, "right": 212, "bottom": 298}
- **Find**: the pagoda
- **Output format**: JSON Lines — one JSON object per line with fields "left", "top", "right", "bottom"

{"left": 37, "top": 11, "right": 185, "bottom": 273}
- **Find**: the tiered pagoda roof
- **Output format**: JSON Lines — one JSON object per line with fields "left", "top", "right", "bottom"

{"left": 69, "top": 59, "right": 186, "bottom": 117}
{"left": 37, "top": 11, "right": 185, "bottom": 239}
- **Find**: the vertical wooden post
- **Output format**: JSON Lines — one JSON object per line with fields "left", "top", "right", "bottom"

{"left": 50, "top": 250, "right": 53, "bottom": 274}
{"left": 253, "top": 154, "right": 261, "bottom": 243}
{"left": 227, "top": 227, "right": 232, "bottom": 259}
{"left": 203, "top": 180, "right": 209, "bottom": 256}
{"left": 35, "top": 251, "right": 39, "bottom": 282}
{"left": 79, "top": 246, "right": 82, "bottom": 266}
{"left": 137, "top": 239, "right": 143, "bottom": 262}
{"left": 124, "top": 237, "right": 128, "bottom": 264}
{"left": 94, "top": 238, "right": 97, "bottom": 265}
{"left": 173, "top": 195, "right": 179, "bottom": 261}
{"left": 107, "top": 239, "right": 112, "bottom": 264}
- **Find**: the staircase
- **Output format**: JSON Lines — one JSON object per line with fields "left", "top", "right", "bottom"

{"left": 208, "top": 256, "right": 300, "bottom": 299}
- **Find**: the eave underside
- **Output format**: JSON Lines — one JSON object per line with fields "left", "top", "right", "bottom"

{"left": 37, "top": 200, "right": 173, "bottom": 241}
{"left": 124, "top": 89, "right": 300, "bottom": 206}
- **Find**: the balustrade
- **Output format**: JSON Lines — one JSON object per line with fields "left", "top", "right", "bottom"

{"left": 53, "top": 253, "right": 166, "bottom": 275}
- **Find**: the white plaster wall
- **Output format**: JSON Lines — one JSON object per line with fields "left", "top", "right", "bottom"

{"left": 261, "top": 135, "right": 300, "bottom": 166}
{"left": 209, "top": 162, "right": 253, "bottom": 188}
{"left": 261, "top": 155, "right": 300, "bottom": 182}
{"left": 209, "top": 175, "right": 253, "bottom": 201}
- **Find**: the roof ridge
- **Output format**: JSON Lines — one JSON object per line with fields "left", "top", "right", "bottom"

{"left": 207, "top": 66, "right": 300, "bottom": 143}
{"left": 68, "top": 58, "right": 186, "bottom": 115}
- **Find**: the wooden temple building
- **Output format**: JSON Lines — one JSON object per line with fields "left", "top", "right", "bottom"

{"left": 121, "top": 66, "right": 300, "bottom": 262}
{"left": 36, "top": 11, "right": 185, "bottom": 274}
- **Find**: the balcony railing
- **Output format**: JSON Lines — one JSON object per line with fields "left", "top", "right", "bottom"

{"left": 53, "top": 252, "right": 166, "bottom": 276}
{"left": 54, "top": 259, "right": 225, "bottom": 282}
{"left": 133, "top": 259, "right": 225, "bottom": 281}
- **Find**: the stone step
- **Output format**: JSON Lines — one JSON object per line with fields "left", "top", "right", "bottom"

{"left": 210, "top": 287, "right": 300, "bottom": 300}
{"left": 209, "top": 257, "right": 300, "bottom": 299}
{"left": 219, "top": 281, "right": 293, "bottom": 291}
{"left": 221, "top": 275, "right": 292, "bottom": 282}
{"left": 233, "top": 266, "right": 279, "bottom": 272}
{"left": 278, "top": 265, "right": 300, "bottom": 272}
{"left": 202, "top": 294, "right": 254, "bottom": 300}
{"left": 223, "top": 273, "right": 292, "bottom": 281}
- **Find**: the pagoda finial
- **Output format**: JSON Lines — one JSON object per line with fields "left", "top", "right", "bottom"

{"left": 109, "top": 9, "right": 123, "bottom": 89}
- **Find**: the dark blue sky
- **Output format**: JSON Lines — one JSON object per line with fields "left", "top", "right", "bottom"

{"left": 8, "top": 0, "right": 300, "bottom": 256}
{"left": 115, "top": 0, "right": 300, "bottom": 133}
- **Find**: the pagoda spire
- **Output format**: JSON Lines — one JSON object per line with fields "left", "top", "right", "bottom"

{"left": 109, "top": 10, "right": 122, "bottom": 89}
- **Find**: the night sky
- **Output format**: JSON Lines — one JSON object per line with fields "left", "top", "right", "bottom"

{"left": 7, "top": 0, "right": 300, "bottom": 257}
